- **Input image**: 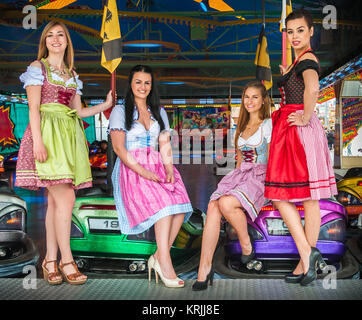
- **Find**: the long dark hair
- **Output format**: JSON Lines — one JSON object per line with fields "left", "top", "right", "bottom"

{"left": 124, "top": 65, "right": 165, "bottom": 131}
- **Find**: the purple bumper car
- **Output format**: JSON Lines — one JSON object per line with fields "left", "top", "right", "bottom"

{"left": 224, "top": 200, "right": 347, "bottom": 272}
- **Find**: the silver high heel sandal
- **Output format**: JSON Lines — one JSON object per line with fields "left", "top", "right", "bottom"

{"left": 149, "top": 256, "right": 184, "bottom": 288}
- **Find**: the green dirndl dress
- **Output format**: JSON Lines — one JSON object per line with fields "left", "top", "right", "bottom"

{"left": 15, "top": 58, "right": 92, "bottom": 190}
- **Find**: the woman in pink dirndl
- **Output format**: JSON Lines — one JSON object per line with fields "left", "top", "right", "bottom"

{"left": 110, "top": 65, "right": 193, "bottom": 288}
{"left": 16, "top": 21, "right": 114, "bottom": 285}
{"left": 193, "top": 81, "right": 272, "bottom": 291}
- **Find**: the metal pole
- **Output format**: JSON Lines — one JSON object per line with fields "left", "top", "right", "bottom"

{"left": 282, "top": 0, "right": 287, "bottom": 68}
{"left": 106, "top": 70, "right": 117, "bottom": 194}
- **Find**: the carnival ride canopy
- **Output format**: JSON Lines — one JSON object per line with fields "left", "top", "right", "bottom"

{"left": 0, "top": 0, "right": 361, "bottom": 98}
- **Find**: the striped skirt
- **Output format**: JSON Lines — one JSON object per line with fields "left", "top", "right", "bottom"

{"left": 265, "top": 104, "right": 337, "bottom": 201}
{"left": 295, "top": 110, "right": 337, "bottom": 200}
{"left": 112, "top": 147, "right": 193, "bottom": 235}
{"left": 210, "top": 162, "right": 268, "bottom": 222}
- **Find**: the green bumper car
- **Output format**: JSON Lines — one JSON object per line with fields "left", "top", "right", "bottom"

{"left": 70, "top": 186, "right": 204, "bottom": 275}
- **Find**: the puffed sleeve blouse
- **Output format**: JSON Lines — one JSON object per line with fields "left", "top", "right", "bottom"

{"left": 109, "top": 105, "right": 171, "bottom": 151}
{"left": 19, "top": 64, "right": 83, "bottom": 95}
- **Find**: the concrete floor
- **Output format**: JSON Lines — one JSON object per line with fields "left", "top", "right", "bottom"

{"left": 0, "top": 278, "right": 361, "bottom": 300}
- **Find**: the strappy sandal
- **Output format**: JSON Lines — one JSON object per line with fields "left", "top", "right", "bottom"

{"left": 59, "top": 260, "right": 87, "bottom": 285}
{"left": 42, "top": 259, "right": 63, "bottom": 285}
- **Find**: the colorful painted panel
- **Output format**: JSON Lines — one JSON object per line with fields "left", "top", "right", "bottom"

{"left": 0, "top": 100, "right": 96, "bottom": 154}
{"left": 342, "top": 98, "right": 362, "bottom": 157}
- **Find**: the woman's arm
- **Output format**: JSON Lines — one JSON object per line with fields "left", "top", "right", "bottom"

{"left": 159, "top": 131, "right": 174, "bottom": 183}
{"left": 110, "top": 130, "right": 161, "bottom": 182}
{"left": 287, "top": 69, "right": 319, "bottom": 126}
{"left": 287, "top": 54, "right": 319, "bottom": 126}
{"left": 27, "top": 85, "right": 48, "bottom": 162}
{"left": 70, "top": 90, "right": 113, "bottom": 118}
{"left": 301, "top": 69, "right": 319, "bottom": 123}
{"left": 235, "top": 148, "right": 242, "bottom": 169}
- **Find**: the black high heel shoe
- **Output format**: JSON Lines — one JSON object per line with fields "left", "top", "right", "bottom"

{"left": 300, "top": 247, "right": 325, "bottom": 286}
{"left": 284, "top": 272, "right": 304, "bottom": 284}
{"left": 241, "top": 242, "right": 255, "bottom": 265}
{"left": 192, "top": 266, "right": 215, "bottom": 291}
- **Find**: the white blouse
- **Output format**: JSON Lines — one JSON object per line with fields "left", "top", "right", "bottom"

{"left": 237, "top": 118, "right": 272, "bottom": 148}
{"left": 109, "top": 104, "right": 171, "bottom": 150}
{"left": 19, "top": 65, "right": 83, "bottom": 95}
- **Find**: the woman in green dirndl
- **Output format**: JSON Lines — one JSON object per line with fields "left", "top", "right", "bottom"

{"left": 16, "top": 21, "right": 114, "bottom": 285}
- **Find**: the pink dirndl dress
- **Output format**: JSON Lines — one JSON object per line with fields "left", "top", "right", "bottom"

{"left": 109, "top": 105, "right": 193, "bottom": 234}
{"left": 210, "top": 118, "right": 272, "bottom": 221}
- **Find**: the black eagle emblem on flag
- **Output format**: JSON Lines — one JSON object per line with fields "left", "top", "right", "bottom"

{"left": 106, "top": 8, "right": 112, "bottom": 23}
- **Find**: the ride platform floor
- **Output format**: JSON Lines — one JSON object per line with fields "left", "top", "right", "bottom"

{"left": 0, "top": 278, "right": 361, "bottom": 300}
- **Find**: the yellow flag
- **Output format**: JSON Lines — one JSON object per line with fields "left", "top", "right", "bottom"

{"left": 100, "top": 0, "right": 122, "bottom": 73}
{"left": 280, "top": 0, "right": 293, "bottom": 66}
{"left": 255, "top": 26, "right": 273, "bottom": 90}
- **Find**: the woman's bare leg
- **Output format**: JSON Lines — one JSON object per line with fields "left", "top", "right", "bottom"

{"left": 273, "top": 201, "right": 311, "bottom": 274}
{"left": 197, "top": 201, "right": 222, "bottom": 281}
{"left": 218, "top": 195, "right": 251, "bottom": 255}
{"left": 293, "top": 200, "right": 321, "bottom": 274}
{"left": 154, "top": 215, "right": 178, "bottom": 279}
{"left": 153, "top": 213, "right": 185, "bottom": 275}
{"left": 43, "top": 190, "right": 61, "bottom": 280}
{"left": 47, "top": 184, "right": 86, "bottom": 281}
{"left": 168, "top": 213, "right": 185, "bottom": 249}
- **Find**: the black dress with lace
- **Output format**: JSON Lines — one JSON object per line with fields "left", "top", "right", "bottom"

{"left": 277, "top": 53, "right": 320, "bottom": 105}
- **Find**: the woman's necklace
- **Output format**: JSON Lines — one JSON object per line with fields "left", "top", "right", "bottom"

{"left": 47, "top": 60, "right": 70, "bottom": 77}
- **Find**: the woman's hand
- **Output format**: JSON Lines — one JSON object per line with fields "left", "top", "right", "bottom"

{"left": 165, "top": 169, "right": 175, "bottom": 184}
{"left": 279, "top": 64, "right": 288, "bottom": 75}
{"left": 33, "top": 140, "right": 47, "bottom": 163}
{"left": 104, "top": 90, "right": 116, "bottom": 110}
{"left": 139, "top": 168, "right": 161, "bottom": 182}
{"left": 287, "top": 113, "right": 308, "bottom": 126}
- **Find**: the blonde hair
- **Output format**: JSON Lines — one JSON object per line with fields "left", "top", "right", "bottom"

{"left": 37, "top": 20, "right": 75, "bottom": 71}
{"left": 234, "top": 81, "right": 271, "bottom": 148}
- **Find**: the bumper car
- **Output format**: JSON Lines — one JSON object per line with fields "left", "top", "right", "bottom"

{"left": 89, "top": 153, "right": 107, "bottom": 171}
{"left": 336, "top": 167, "right": 362, "bottom": 226}
{"left": 0, "top": 155, "right": 4, "bottom": 173}
{"left": 89, "top": 140, "right": 108, "bottom": 178}
{"left": 3, "top": 152, "right": 18, "bottom": 172}
{"left": 0, "top": 181, "right": 39, "bottom": 277}
{"left": 215, "top": 199, "right": 359, "bottom": 279}
{"left": 70, "top": 185, "right": 204, "bottom": 275}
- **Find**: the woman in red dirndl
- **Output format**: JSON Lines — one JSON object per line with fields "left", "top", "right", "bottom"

{"left": 264, "top": 9, "right": 337, "bottom": 286}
